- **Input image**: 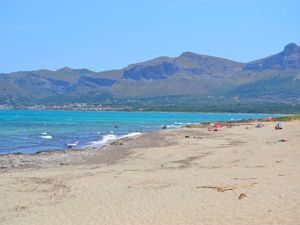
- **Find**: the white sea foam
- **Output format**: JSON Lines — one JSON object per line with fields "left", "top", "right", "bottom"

{"left": 88, "top": 132, "right": 142, "bottom": 147}
{"left": 40, "top": 135, "right": 53, "bottom": 139}
{"left": 174, "top": 122, "right": 185, "bottom": 125}
{"left": 166, "top": 125, "right": 182, "bottom": 128}
{"left": 41, "top": 132, "right": 48, "bottom": 135}
{"left": 67, "top": 141, "right": 79, "bottom": 148}
{"left": 167, "top": 122, "right": 192, "bottom": 129}
{"left": 88, "top": 134, "right": 118, "bottom": 147}
{"left": 122, "top": 132, "right": 142, "bottom": 138}
{"left": 67, "top": 141, "right": 79, "bottom": 146}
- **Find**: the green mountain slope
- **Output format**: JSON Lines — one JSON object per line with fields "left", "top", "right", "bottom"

{"left": 0, "top": 43, "right": 299, "bottom": 112}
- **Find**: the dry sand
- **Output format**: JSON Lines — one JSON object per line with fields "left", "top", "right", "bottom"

{"left": 0, "top": 121, "right": 300, "bottom": 225}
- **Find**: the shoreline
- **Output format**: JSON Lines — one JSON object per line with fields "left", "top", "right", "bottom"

{"left": 0, "top": 117, "right": 263, "bottom": 158}
{"left": 0, "top": 115, "right": 286, "bottom": 157}
{"left": 0, "top": 110, "right": 282, "bottom": 156}
{"left": 0, "top": 116, "right": 288, "bottom": 170}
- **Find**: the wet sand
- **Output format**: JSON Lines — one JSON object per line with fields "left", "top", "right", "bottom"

{"left": 0, "top": 121, "right": 300, "bottom": 225}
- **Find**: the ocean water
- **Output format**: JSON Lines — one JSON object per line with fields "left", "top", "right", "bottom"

{"left": 0, "top": 110, "right": 279, "bottom": 154}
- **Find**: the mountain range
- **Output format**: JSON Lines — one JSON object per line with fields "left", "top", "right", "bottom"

{"left": 1, "top": 43, "right": 300, "bottom": 112}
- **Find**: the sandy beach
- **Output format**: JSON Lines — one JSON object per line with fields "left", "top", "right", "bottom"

{"left": 0, "top": 120, "right": 300, "bottom": 225}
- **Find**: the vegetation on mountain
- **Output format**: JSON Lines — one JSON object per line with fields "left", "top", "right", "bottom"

{"left": 1, "top": 43, "right": 300, "bottom": 112}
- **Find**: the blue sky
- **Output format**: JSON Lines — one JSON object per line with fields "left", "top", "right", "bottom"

{"left": 1, "top": 0, "right": 299, "bottom": 73}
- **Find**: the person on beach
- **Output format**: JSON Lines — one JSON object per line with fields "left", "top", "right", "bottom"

{"left": 275, "top": 122, "right": 283, "bottom": 130}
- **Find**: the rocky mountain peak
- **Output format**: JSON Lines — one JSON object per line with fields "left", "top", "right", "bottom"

{"left": 180, "top": 52, "right": 199, "bottom": 58}
{"left": 56, "top": 66, "right": 73, "bottom": 72}
{"left": 283, "top": 43, "right": 300, "bottom": 55}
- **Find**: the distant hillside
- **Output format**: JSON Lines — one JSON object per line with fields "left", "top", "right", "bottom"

{"left": 1, "top": 43, "right": 300, "bottom": 112}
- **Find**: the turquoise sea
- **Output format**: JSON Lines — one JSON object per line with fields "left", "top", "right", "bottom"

{"left": 0, "top": 110, "right": 279, "bottom": 154}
